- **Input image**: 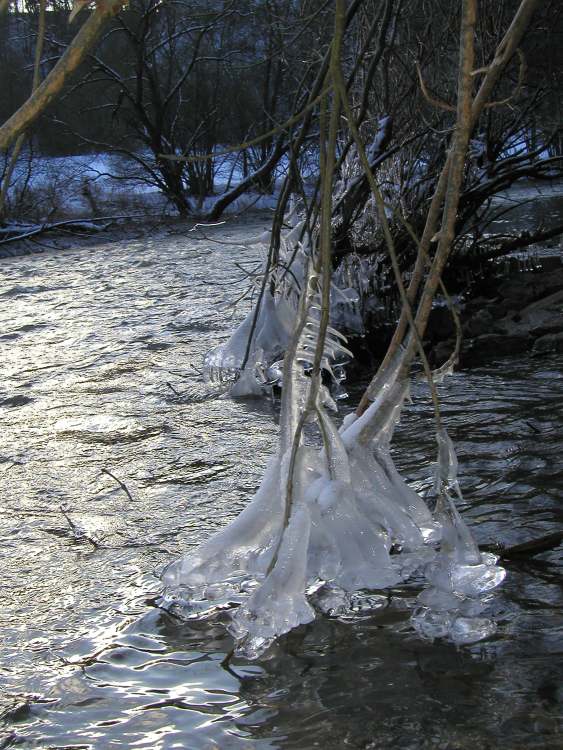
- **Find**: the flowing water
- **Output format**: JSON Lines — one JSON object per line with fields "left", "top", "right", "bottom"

{"left": 489, "top": 180, "right": 563, "bottom": 256}
{"left": 0, "top": 212, "right": 562, "bottom": 750}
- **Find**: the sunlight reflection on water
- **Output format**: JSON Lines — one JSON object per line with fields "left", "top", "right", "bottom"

{"left": 0, "top": 211, "right": 561, "bottom": 749}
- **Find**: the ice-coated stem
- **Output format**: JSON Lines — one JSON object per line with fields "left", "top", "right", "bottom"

{"left": 160, "top": 0, "right": 514, "bottom": 659}
{"left": 268, "top": 0, "right": 344, "bottom": 572}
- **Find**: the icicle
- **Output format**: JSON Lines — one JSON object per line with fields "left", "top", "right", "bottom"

{"left": 432, "top": 360, "right": 455, "bottom": 384}
{"left": 412, "top": 429, "right": 506, "bottom": 645}
{"left": 163, "top": 201, "right": 506, "bottom": 657}
{"left": 229, "top": 504, "right": 316, "bottom": 659}
{"left": 204, "top": 291, "right": 294, "bottom": 396}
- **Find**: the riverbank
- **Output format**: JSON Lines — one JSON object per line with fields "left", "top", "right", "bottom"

{"left": 0, "top": 208, "right": 273, "bottom": 260}
{"left": 428, "top": 254, "right": 563, "bottom": 365}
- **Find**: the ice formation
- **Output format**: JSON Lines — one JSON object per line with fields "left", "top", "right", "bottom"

{"left": 161, "top": 209, "right": 506, "bottom": 658}
{"left": 203, "top": 207, "right": 359, "bottom": 398}
{"left": 410, "top": 429, "right": 506, "bottom": 644}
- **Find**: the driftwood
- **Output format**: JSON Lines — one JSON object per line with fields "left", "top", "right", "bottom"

{"left": 0, "top": 214, "right": 149, "bottom": 246}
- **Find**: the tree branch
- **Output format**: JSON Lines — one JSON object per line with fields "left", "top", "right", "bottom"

{"left": 0, "top": 2, "right": 125, "bottom": 151}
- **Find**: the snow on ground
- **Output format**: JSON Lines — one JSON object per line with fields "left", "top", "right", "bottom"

{"left": 1, "top": 148, "right": 315, "bottom": 222}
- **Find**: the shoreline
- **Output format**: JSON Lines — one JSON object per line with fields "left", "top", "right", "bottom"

{"left": 0, "top": 208, "right": 274, "bottom": 261}
{"left": 345, "top": 251, "right": 563, "bottom": 369}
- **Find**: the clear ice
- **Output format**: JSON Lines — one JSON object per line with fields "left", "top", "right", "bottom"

{"left": 161, "top": 209, "right": 506, "bottom": 658}
{"left": 203, "top": 208, "right": 359, "bottom": 398}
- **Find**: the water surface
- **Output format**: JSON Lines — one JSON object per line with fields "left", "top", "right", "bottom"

{"left": 0, "top": 213, "right": 561, "bottom": 749}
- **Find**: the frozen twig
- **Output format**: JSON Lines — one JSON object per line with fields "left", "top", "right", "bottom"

{"left": 59, "top": 504, "right": 100, "bottom": 548}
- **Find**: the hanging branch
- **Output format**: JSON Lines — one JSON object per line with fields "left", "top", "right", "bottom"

{"left": 267, "top": 0, "right": 345, "bottom": 575}
{"left": 416, "top": 61, "right": 457, "bottom": 112}
{"left": 395, "top": 210, "right": 463, "bottom": 377}
{"left": 356, "top": 0, "right": 542, "bottom": 417}
{"left": 0, "top": 2, "right": 125, "bottom": 151}
{"left": 161, "top": 0, "right": 534, "bottom": 661}
{"left": 333, "top": 63, "right": 444, "bottom": 435}
{"left": 400, "top": 0, "right": 477, "bottom": 369}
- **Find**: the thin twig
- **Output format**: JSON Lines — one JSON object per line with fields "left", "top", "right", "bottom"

{"left": 356, "top": 0, "right": 542, "bottom": 415}
{"left": 333, "top": 61, "right": 444, "bottom": 433}
{"left": 166, "top": 381, "right": 183, "bottom": 397}
{"left": 267, "top": 0, "right": 345, "bottom": 577}
{"left": 0, "top": 0, "right": 46, "bottom": 219}
{"left": 101, "top": 468, "right": 135, "bottom": 502}
{"left": 161, "top": 87, "right": 330, "bottom": 164}
{"left": 59, "top": 504, "right": 100, "bottom": 548}
{"left": 416, "top": 61, "right": 456, "bottom": 112}
{"left": 0, "top": 2, "right": 125, "bottom": 150}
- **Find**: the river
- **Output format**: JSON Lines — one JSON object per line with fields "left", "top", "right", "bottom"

{"left": 0, "top": 212, "right": 561, "bottom": 749}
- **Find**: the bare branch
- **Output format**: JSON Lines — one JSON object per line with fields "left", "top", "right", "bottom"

{"left": 415, "top": 61, "right": 456, "bottom": 112}
{"left": 0, "top": 2, "right": 125, "bottom": 151}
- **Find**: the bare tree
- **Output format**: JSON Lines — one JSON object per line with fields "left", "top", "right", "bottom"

{"left": 47, "top": 0, "right": 328, "bottom": 215}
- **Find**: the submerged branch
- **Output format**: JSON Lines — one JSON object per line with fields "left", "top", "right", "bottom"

{"left": 482, "top": 532, "right": 563, "bottom": 560}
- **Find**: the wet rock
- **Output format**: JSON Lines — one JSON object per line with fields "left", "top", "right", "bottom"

{"left": 522, "top": 289, "right": 563, "bottom": 331}
{"left": 463, "top": 295, "right": 496, "bottom": 315}
{"left": 498, "top": 267, "right": 563, "bottom": 308}
{"left": 435, "top": 262, "right": 563, "bottom": 368}
{"left": 492, "top": 298, "right": 521, "bottom": 318}
{"left": 497, "top": 289, "right": 563, "bottom": 341}
{"left": 463, "top": 308, "right": 496, "bottom": 338}
{"left": 425, "top": 306, "right": 456, "bottom": 341}
{"left": 531, "top": 319, "right": 563, "bottom": 337}
{"left": 532, "top": 331, "right": 563, "bottom": 356}
{"left": 460, "top": 333, "right": 531, "bottom": 367}
{"left": 431, "top": 339, "right": 457, "bottom": 366}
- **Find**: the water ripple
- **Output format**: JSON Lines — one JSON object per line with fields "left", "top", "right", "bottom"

{"left": 0, "top": 216, "right": 561, "bottom": 749}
